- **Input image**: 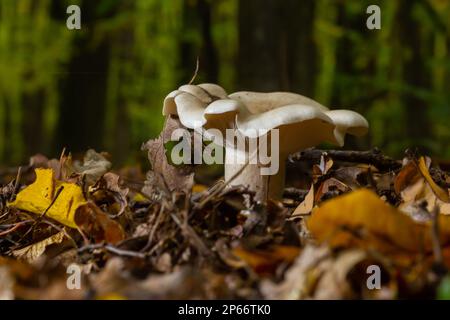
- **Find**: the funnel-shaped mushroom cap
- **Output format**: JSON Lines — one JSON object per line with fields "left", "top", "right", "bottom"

{"left": 162, "top": 85, "right": 369, "bottom": 152}
{"left": 325, "top": 110, "right": 369, "bottom": 146}
{"left": 229, "top": 91, "right": 329, "bottom": 113}
{"left": 236, "top": 104, "right": 337, "bottom": 154}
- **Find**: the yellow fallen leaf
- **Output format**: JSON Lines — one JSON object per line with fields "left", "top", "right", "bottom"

{"left": 417, "top": 157, "right": 450, "bottom": 203}
{"left": 308, "top": 189, "right": 450, "bottom": 253}
{"left": 12, "top": 231, "right": 65, "bottom": 262}
{"left": 8, "top": 169, "right": 86, "bottom": 228}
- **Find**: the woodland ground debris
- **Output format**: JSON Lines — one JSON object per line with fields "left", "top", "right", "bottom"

{"left": 0, "top": 143, "right": 449, "bottom": 299}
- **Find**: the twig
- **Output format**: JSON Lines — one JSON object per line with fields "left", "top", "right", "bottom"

{"left": 0, "top": 220, "right": 33, "bottom": 236}
{"left": 170, "top": 213, "right": 212, "bottom": 257}
{"left": 78, "top": 243, "right": 147, "bottom": 259}
{"left": 12, "top": 166, "right": 22, "bottom": 199}
{"left": 141, "top": 202, "right": 166, "bottom": 252}
{"left": 289, "top": 148, "right": 401, "bottom": 171}
{"left": 41, "top": 186, "right": 64, "bottom": 218}
{"left": 188, "top": 57, "right": 200, "bottom": 85}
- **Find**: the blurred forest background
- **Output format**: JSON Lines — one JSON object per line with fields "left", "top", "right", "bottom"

{"left": 0, "top": 0, "right": 449, "bottom": 167}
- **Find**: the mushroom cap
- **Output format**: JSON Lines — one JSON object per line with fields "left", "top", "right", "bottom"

{"left": 163, "top": 90, "right": 182, "bottom": 116}
{"left": 235, "top": 104, "right": 337, "bottom": 154}
{"left": 162, "top": 83, "right": 228, "bottom": 116}
{"left": 229, "top": 91, "right": 329, "bottom": 114}
{"left": 325, "top": 110, "right": 369, "bottom": 146}
{"left": 162, "top": 84, "right": 369, "bottom": 153}
{"left": 174, "top": 92, "right": 207, "bottom": 129}
{"left": 198, "top": 83, "right": 228, "bottom": 99}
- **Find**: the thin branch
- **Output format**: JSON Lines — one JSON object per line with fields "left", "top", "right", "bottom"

{"left": 188, "top": 57, "right": 200, "bottom": 85}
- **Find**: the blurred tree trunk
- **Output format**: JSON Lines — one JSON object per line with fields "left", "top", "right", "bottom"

{"left": 54, "top": 0, "right": 110, "bottom": 154}
{"left": 237, "top": 0, "right": 316, "bottom": 94}
{"left": 398, "top": 0, "right": 431, "bottom": 151}
{"left": 179, "top": 0, "right": 218, "bottom": 83}
{"left": 22, "top": 89, "right": 45, "bottom": 157}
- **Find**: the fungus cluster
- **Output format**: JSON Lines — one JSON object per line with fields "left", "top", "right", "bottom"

{"left": 163, "top": 83, "right": 369, "bottom": 202}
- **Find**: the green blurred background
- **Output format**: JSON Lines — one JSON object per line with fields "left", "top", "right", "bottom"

{"left": 0, "top": 0, "right": 449, "bottom": 166}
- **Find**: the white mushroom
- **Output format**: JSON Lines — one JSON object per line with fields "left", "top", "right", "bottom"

{"left": 162, "top": 84, "right": 369, "bottom": 202}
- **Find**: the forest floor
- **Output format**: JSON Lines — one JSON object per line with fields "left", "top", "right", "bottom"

{"left": 1, "top": 122, "right": 450, "bottom": 300}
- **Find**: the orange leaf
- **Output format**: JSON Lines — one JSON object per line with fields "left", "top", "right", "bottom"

{"left": 308, "top": 189, "right": 450, "bottom": 253}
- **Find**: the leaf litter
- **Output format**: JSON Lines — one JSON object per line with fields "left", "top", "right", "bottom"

{"left": 1, "top": 123, "right": 450, "bottom": 300}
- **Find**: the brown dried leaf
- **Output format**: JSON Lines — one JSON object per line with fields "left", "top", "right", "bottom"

{"left": 93, "top": 172, "right": 129, "bottom": 217}
{"left": 394, "top": 160, "right": 420, "bottom": 195}
{"left": 74, "top": 149, "right": 112, "bottom": 185}
{"left": 291, "top": 184, "right": 314, "bottom": 217}
{"left": 142, "top": 116, "right": 194, "bottom": 194}
{"left": 12, "top": 231, "right": 65, "bottom": 263}
{"left": 75, "top": 202, "right": 125, "bottom": 244}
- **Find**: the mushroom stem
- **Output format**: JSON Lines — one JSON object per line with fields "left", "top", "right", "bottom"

{"left": 224, "top": 148, "right": 287, "bottom": 202}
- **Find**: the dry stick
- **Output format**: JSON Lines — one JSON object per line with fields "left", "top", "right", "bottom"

{"left": 40, "top": 186, "right": 64, "bottom": 219}
{"left": 170, "top": 213, "right": 212, "bottom": 257}
{"left": 12, "top": 166, "right": 22, "bottom": 198}
{"left": 188, "top": 57, "right": 200, "bottom": 85}
{"left": 141, "top": 202, "right": 166, "bottom": 252}
{"left": 289, "top": 148, "right": 401, "bottom": 171}
{"left": 0, "top": 220, "right": 33, "bottom": 237}
{"left": 78, "top": 243, "right": 147, "bottom": 259}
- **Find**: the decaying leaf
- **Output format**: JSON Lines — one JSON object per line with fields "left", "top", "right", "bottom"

{"left": 307, "top": 188, "right": 450, "bottom": 253}
{"left": 8, "top": 168, "right": 87, "bottom": 228}
{"left": 91, "top": 172, "right": 129, "bottom": 217}
{"left": 12, "top": 231, "right": 65, "bottom": 262}
{"left": 74, "top": 202, "right": 125, "bottom": 244}
{"left": 73, "top": 149, "right": 112, "bottom": 185}
{"left": 394, "top": 160, "right": 420, "bottom": 195}
{"left": 142, "top": 116, "right": 194, "bottom": 194}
